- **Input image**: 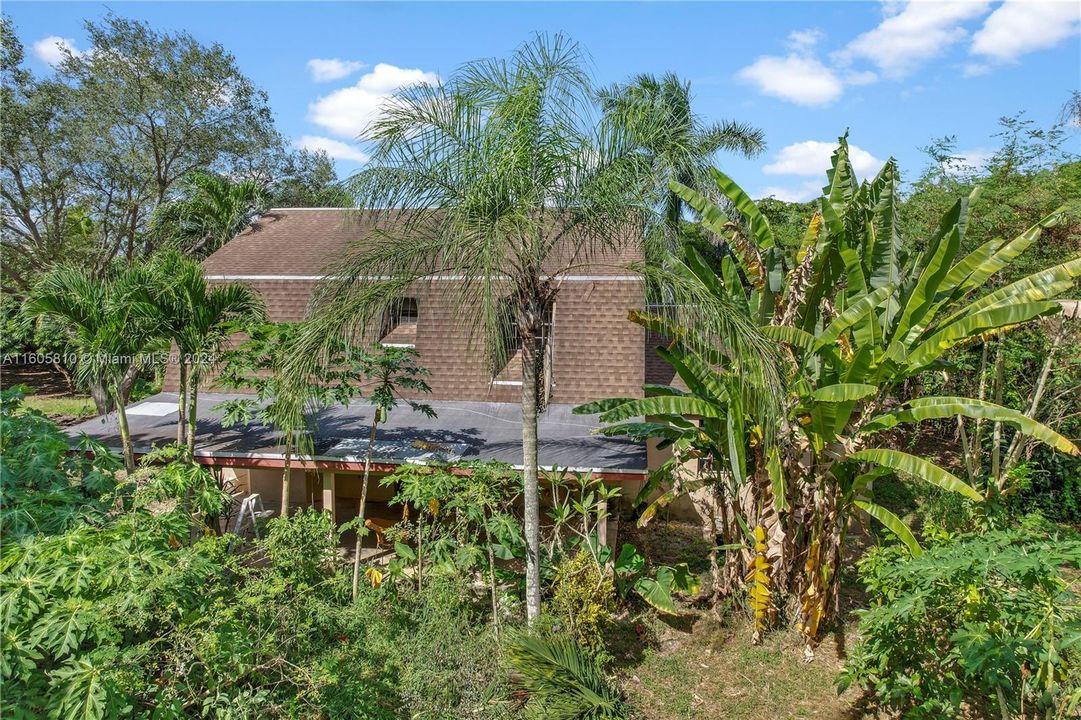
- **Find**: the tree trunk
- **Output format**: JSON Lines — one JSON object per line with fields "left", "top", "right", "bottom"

{"left": 89, "top": 381, "right": 111, "bottom": 416}
{"left": 280, "top": 438, "right": 292, "bottom": 517}
{"left": 114, "top": 388, "right": 136, "bottom": 474}
{"left": 1001, "top": 322, "right": 1065, "bottom": 486}
{"left": 52, "top": 360, "right": 75, "bottom": 395}
{"left": 187, "top": 373, "right": 198, "bottom": 454}
{"left": 352, "top": 419, "right": 379, "bottom": 601}
{"left": 521, "top": 327, "right": 542, "bottom": 625}
{"left": 990, "top": 341, "right": 1006, "bottom": 483}
{"left": 177, "top": 360, "right": 188, "bottom": 446}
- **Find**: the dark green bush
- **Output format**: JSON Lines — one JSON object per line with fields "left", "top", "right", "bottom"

{"left": 0, "top": 392, "right": 513, "bottom": 719}
{"left": 262, "top": 506, "right": 339, "bottom": 587}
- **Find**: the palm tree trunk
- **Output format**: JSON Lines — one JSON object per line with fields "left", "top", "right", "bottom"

{"left": 177, "top": 360, "right": 188, "bottom": 446}
{"left": 114, "top": 387, "right": 136, "bottom": 474}
{"left": 352, "top": 419, "right": 379, "bottom": 601}
{"left": 187, "top": 373, "right": 198, "bottom": 454}
{"left": 89, "top": 381, "right": 111, "bottom": 416}
{"left": 521, "top": 327, "right": 542, "bottom": 625}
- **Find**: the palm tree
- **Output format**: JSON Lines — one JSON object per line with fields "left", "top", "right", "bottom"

{"left": 291, "top": 34, "right": 647, "bottom": 622}
{"left": 295, "top": 35, "right": 779, "bottom": 623}
{"left": 147, "top": 250, "right": 264, "bottom": 452}
{"left": 598, "top": 72, "right": 765, "bottom": 242}
{"left": 26, "top": 265, "right": 165, "bottom": 472}
{"left": 154, "top": 172, "right": 267, "bottom": 258}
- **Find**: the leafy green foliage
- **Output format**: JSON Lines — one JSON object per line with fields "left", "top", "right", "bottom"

{"left": 266, "top": 149, "right": 352, "bottom": 209}
{"left": 505, "top": 632, "right": 628, "bottom": 720}
{"left": 583, "top": 133, "right": 1079, "bottom": 646}
{"left": 152, "top": 171, "right": 267, "bottom": 258}
{"left": 840, "top": 530, "right": 1081, "bottom": 719}
{"left": 215, "top": 321, "right": 365, "bottom": 459}
{"left": 550, "top": 551, "right": 616, "bottom": 657}
{"left": 597, "top": 71, "right": 763, "bottom": 247}
{"left": 1, "top": 391, "right": 520, "bottom": 718}
{"left": 1, "top": 14, "right": 285, "bottom": 289}
{"left": 0, "top": 385, "right": 120, "bottom": 540}
{"left": 380, "top": 462, "right": 522, "bottom": 597}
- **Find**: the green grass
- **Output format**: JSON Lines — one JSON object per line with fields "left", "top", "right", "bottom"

{"left": 22, "top": 396, "right": 97, "bottom": 423}
{"left": 611, "top": 520, "right": 866, "bottom": 718}
{"left": 618, "top": 617, "right": 864, "bottom": 719}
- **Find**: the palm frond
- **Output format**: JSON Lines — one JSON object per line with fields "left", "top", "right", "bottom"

{"left": 505, "top": 632, "right": 627, "bottom": 720}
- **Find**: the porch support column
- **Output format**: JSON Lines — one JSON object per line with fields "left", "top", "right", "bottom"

{"left": 321, "top": 471, "right": 336, "bottom": 525}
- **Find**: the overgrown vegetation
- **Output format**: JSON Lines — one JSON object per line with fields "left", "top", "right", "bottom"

{"left": 1, "top": 12, "right": 1078, "bottom": 717}
{"left": 841, "top": 529, "right": 1081, "bottom": 718}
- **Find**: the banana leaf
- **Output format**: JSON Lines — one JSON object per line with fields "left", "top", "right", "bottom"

{"left": 855, "top": 500, "right": 921, "bottom": 556}
{"left": 851, "top": 448, "right": 982, "bottom": 501}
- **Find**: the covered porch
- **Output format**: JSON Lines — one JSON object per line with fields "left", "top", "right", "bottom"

{"left": 67, "top": 392, "right": 649, "bottom": 549}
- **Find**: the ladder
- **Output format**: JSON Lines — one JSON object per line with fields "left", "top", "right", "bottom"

{"left": 228, "top": 494, "right": 275, "bottom": 549}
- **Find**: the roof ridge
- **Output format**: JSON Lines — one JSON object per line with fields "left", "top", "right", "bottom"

{"left": 265, "top": 207, "right": 351, "bottom": 212}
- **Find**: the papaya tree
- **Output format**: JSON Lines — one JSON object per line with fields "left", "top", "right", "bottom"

{"left": 214, "top": 322, "right": 363, "bottom": 517}
{"left": 577, "top": 135, "right": 1080, "bottom": 653}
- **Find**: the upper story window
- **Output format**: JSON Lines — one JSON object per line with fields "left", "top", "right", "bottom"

{"left": 380, "top": 297, "right": 419, "bottom": 347}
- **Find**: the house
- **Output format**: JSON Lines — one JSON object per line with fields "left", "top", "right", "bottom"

{"left": 67, "top": 208, "right": 682, "bottom": 538}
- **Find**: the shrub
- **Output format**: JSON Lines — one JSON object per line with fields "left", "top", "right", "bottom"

{"left": 0, "top": 387, "right": 519, "bottom": 718}
{"left": 391, "top": 577, "right": 510, "bottom": 719}
{"left": 1014, "top": 454, "right": 1081, "bottom": 524}
{"left": 261, "top": 507, "right": 338, "bottom": 587}
{"left": 840, "top": 530, "right": 1081, "bottom": 719}
{"left": 549, "top": 550, "right": 615, "bottom": 657}
{"left": 0, "top": 385, "right": 121, "bottom": 539}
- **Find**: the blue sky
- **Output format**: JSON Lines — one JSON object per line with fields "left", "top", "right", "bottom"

{"left": 7, "top": 1, "right": 1081, "bottom": 201}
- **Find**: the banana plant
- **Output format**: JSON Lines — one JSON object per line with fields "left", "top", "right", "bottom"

{"left": 576, "top": 134, "right": 1080, "bottom": 649}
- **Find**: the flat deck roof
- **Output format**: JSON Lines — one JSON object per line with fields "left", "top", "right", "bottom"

{"left": 66, "top": 392, "right": 647, "bottom": 476}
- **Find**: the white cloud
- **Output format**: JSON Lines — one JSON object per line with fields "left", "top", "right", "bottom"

{"left": 836, "top": 1, "right": 992, "bottom": 78}
{"left": 787, "top": 29, "right": 824, "bottom": 52}
{"left": 971, "top": 0, "right": 1081, "bottom": 63}
{"left": 962, "top": 62, "right": 991, "bottom": 77}
{"left": 32, "top": 35, "right": 82, "bottom": 67}
{"left": 307, "top": 58, "right": 368, "bottom": 83}
{"left": 294, "top": 135, "right": 370, "bottom": 164}
{"left": 756, "top": 180, "right": 824, "bottom": 203}
{"left": 763, "top": 140, "right": 884, "bottom": 178}
{"left": 737, "top": 54, "right": 843, "bottom": 106}
{"left": 308, "top": 63, "right": 440, "bottom": 138}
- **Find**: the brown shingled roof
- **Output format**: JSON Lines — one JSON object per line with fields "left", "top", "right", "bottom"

{"left": 202, "top": 209, "right": 370, "bottom": 276}
{"left": 202, "top": 208, "right": 644, "bottom": 278}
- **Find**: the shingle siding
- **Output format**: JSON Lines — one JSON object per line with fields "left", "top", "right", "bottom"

{"left": 168, "top": 209, "right": 648, "bottom": 405}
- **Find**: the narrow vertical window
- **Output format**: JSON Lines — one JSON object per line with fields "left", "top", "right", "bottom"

{"left": 380, "top": 298, "right": 418, "bottom": 347}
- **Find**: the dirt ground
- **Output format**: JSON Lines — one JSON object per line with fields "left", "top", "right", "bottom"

{"left": 1, "top": 362, "right": 76, "bottom": 396}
